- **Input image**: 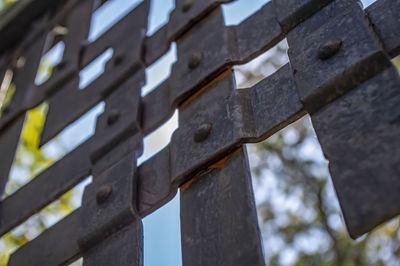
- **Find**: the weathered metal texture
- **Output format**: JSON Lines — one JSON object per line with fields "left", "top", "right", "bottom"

{"left": 288, "top": 1, "right": 391, "bottom": 113}
{"left": 141, "top": 79, "right": 173, "bottom": 135}
{"left": 234, "top": 2, "right": 283, "bottom": 61}
{"left": 79, "top": 151, "right": 140, "bottom": 251}
{"left": 138, "top": 146, "right": 176, "bottom": 217}
{"left": 366, "top": 0, "right": 400, "bottom": 57}
{"left": 8, "top": 209, "right": 81, "bottom": 266}
{"left": 0, "top": 140, "right": 91, "bottom": 237}
{"left": 83, "top": 219, "right": 143, "bottom": 266}
{"left": 170, "top": 10, "right": 238, "bottom": 105}
{"left": 171, "top": 71, "right": 253, "bottom": 185}
{"left": 171, "top": 67, "right": 305, "bottom": 186}
{"left": 90, "top": 72, "right": 144, "bottom": 163}
{"left": 272, "top": 0, "right": 334, "bottom": 32}
{"left": 286, "top": 0, "right": 360, "bottom": 46}
{"left": 311, "top": 67, "right": 400, "bottom": 238}
{"left": 250, "top": 64, "right": 305, "bottom": 139}
{"left": 143, "top": 24, "right": 170, "bottom": 67}
{"left": 168, "top": 0, "right": 234, "bottom": 41}
{"left": 40, "top": 2, "right": 149, "bottom": 145}
{"left": 0, "top": 115, "right": 24, "bottom": 195}
{"left": 180, "top": 147, "right": 265, "bottom": 266}
{"left": 0, "top": 0, "right": 66, "bottom": 54}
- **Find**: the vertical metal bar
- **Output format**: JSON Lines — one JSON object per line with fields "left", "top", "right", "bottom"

{"left": 180, "top": 147, "right": 265, "bottom": 266}
{"left": 83, "top": 220, "right": 143, "bottom": 266}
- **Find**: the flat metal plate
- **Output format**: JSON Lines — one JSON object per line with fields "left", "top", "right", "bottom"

{"left": 312, "top": 67, "right": 400, "bottom": 238}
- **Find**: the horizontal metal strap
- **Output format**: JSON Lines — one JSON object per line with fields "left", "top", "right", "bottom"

{"left": 0, "top": 140, "right": 92, "bottom": 237}
{"left": 7, "top": 209, "right": 81, "bottom": 266}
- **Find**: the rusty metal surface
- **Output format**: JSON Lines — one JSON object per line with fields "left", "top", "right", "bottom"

{"left": 1, "top": 0, "right": 400, "bottom": 264}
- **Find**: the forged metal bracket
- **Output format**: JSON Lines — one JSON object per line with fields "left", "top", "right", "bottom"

{"left": 288, "top": 2, "right": 391, "bottom": 113}
{"left": 78, "top": 151, "right": 139, "bottom": 252}
{"left": 170, "top": 72, "right": 256, "bottom": 186}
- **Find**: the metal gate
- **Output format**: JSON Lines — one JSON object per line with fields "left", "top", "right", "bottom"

{"left": 0, "top": 0, "right": 399, "bottom": 265}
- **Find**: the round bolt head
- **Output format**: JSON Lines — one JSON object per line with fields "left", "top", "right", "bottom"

{"left": 188, "top": 52, "right": 203, "bottom": 70}
{"left": 182, "top": 0, "right": 194, "bottom": 12}
{"left": 96, "top": 184, "right": 113, "bottom": 204}
{"left": 114, "top": 54, "right": 124, "bottom": 66}
{"left": 318, "top": 37, "right": 342, "bottom": 60}
{"left": 107, "top": 109, "right": 120, "bottom": 125}
{"left": 194, "top": 123, "right": 212, "bottom": 143}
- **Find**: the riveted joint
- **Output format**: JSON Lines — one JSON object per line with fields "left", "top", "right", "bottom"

{"left": 107, "top": 109, "right": 120, "bottom": 125}
{"left": 96, "top": 184, "right": 113, "bottom": 204}
{"left": 188, "top": 52, "right": 203, "bottom": 69}
{"left": 318, "top": 37, "right": 342, "bottom": 60}
{"left": 182, "top": 0, "right": 194, "bottom": 12}
{"left": 194, "top": 123, "right": 212, "bottom": 142}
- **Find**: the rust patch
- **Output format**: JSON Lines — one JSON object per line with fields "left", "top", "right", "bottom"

{"left": 180, "top": 178, "right": 195, "bottom": 192}
{"left": 208, "top": 156, "right": 228, "bottom": 169}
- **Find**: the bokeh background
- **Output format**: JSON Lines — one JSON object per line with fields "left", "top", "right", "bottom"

{"left": 0, "top": 0, "right": 399, "bottom": 265}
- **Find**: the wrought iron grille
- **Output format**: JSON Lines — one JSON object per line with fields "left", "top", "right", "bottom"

{"left": 0, "top": 0, "right": 399, "bottom": 265}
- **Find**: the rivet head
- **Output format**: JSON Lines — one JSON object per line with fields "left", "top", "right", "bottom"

{"left": 182, "top": 0, "right": 194, "bottom": 12}
{"left": 96, "top": 184, "right": 113, "bottom": 204}
{"left": 194, "top": 123, "right": 212, "bottom": 143}
{"left": 318, "top": 37, "right": 342, "bottom": 60}
{"left": 188, "top": 52, "right": 203, "bottom": 69}
{"left": 107, "top": 109, "right": 120, "bottom": 125}
{"left": 114, "top": 54, "right": 124, "bottom": 66}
